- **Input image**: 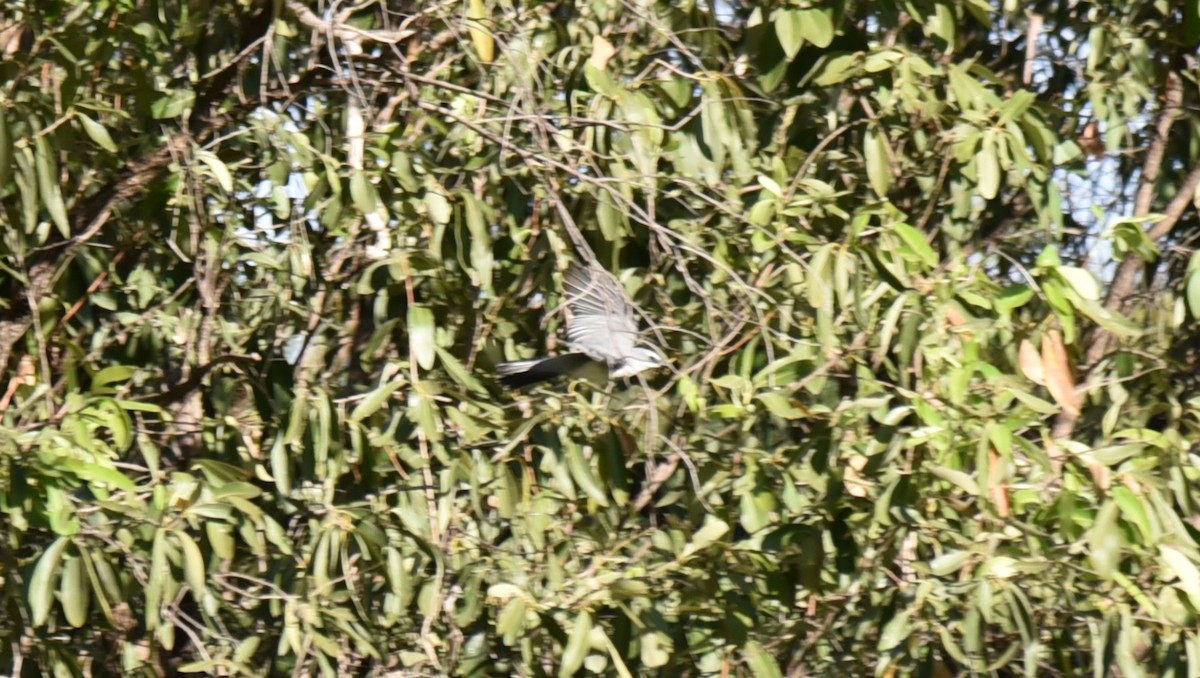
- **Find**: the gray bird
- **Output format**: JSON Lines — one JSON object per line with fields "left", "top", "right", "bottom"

{"left": 496, "top": 264, "right": 669, "bottom": 389}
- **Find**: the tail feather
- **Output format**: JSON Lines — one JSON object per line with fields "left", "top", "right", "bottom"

{"left": 496, "top": 353, "right": 594, "bottom": 389}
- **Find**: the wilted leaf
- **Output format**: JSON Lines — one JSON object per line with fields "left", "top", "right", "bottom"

{"left": 590, "top": 35, "right": 616, "bottom": 70}
{"left": 1018, "top": 339, "right": 1044, "bottom": 385}
{"left": 1041, "top": 330, "right": 1079, "bottom": 415}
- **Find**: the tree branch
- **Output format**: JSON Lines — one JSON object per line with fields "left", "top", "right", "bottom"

{"left": 1054, "top": 70, "right": 1191, "bottom": 439}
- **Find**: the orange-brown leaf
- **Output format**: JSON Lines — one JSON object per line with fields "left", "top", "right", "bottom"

{"left": 1018, "top": 339, "right": 1045, "bottom": 385}
{"left": 989, "top": 448, "right": 1010, "bottom": 518}
{"left": 946, "top": 306, "right": 968, "bottom": 326}
{"left": 590, "top": 35, "right": 616, "bottom": 70}
{"left": 1041, "top": 331, "right": 1080, "bottom": 415}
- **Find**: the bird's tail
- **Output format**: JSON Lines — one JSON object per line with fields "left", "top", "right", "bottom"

{"left": 495, "top": 353, "right": 593, "bottom": 389}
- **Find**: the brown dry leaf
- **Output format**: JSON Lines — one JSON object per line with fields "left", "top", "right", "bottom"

{"left": 0, "top": 355, "right": 36, "bottom": 411}
{"left": 946, "top": 306, "right": 968, "bottom": 326}
{"left": 989, "top": 448, "right": 1010, "bottom": 517}
{"left": 1019, "top": 338, "right": 1045, "bottom": 385}
{"left": 946, "top": 305, "right": 972, "bottom": 340}
{"left": 1041, "top": 331, "right": 1080, "bottom": 415}
{"left": 843, "top": 455, "right": 871, "bottom": 498}
{"left": 1120, "top": 474, "right": 1143, "bottom": 495}
{"left": 0, "top": 22, "right": 30, "bottom": 58}
{"left": 1079, "top": 119, "right": 1105, "bottom": 158}
{"left": 590, "top": 35, "right": 616, "bottom": 70}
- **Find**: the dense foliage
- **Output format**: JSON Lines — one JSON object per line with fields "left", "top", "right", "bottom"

{"left": 2, "top": 0, "right": 1200, "bottom": 675}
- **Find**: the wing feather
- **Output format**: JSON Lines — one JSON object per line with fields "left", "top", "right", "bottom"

{"left": 562, "top": 264, "right": 639, "bottom": 363}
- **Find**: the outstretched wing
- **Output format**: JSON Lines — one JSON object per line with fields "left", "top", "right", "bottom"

{"left": 562, "top": 264, "right": 640, "bottom": 364}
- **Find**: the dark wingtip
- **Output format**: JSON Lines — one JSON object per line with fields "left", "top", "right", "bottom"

{"left": 497, "top": 371, "right": 546, "bottom": 390}
{"left": 496, "top": 353, "right": 594, "bottom": 390}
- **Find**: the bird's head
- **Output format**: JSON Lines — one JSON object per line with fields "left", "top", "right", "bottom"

{"left": 611, "top": 345, "right": 670, "bottom": 379}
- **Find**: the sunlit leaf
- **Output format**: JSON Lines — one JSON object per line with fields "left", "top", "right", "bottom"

{"left": 466, "top": 0, "right": 494, "bottom": 63}
{"left": 408, "top": 305, "right": 437, "bottom": 371}
{"left": 775, "top": 9, "right": 804, "bottom": 59}
{"left": 864, "top": 127, "right": 891, "bottom": 196}
{"left": 194, "top": 149, "right": 233, "bottom": 193}
{"left": 30, "top": 537, "right": 69, "bottom": 626}
{"left": 77, "top": 113, "right": 118, "bottom": 153}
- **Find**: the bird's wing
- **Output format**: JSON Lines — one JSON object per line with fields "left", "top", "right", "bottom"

{"left": 562, "top": 264, "right": 640, "bottom": 363}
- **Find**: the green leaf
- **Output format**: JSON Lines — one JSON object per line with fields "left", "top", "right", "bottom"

{"left": 864, "top": 49, "right": 903, "bottom": 73}
{"left": 584, "top": 62, "right": 622, "bottom": 99}
{"left": 194, "top": 149, "right": 233, "bottom": 193}
{"left": 929, "top": 550, "right": 972, "bottom": 576}
{"left": 77, "top": 113, "right": 118, "bottom": 153}
{"left": 1161, "top": 546, "right": 1200, "bottom": 608}
{"left": 929, "top": 465, "right": 979, "bottom": 495}
{"left": 878, "top": 609, "right": 912, "bottom": 651}
{"left": 1088, "top": 502, "right": 1122, "bottom": 578}
{"left": 466, "top": 0, "right": 494, "bottom": 63}
{"left": 995, "top": 284, "right": 1033, "bottom": 313}
{"left": 640, "top": 630, "right": 672, "bottom": 668}
{"left": 35, "top": 133, "right": 70, "bottom": 238}
{"left": 997, "top": 90, "right": 1036, "bottom": 125}
{"left": 497, "top": 597, "right": 526, "bottom": 646}
{"left": 408, "top": 305, "right": 437, "bottom": 371}
{"left": 756, "top": 391, "right": 805, "bottom": 419}
{"left": 893, "top": 223, "right": 937, "bottom": 268}
{"left": 60, "top": 552, "right": 91, "bottom": 628}
{"left": 151, "top": 89, "right": 195, "bottom": 119}
{"left": 564, "top": 440, "right": 609, "bottom": 507}
{"left": 0, "top": 104, "right": 12, "bottom": 187}
{"left": 175, "top": 532, "right": 208, "bottom": 597}
{"left": 976, "top": 130, "right": 1000, "bottom": 199}
{"left": 92, "top": 365, "right": 136, "bottom": 390}
{"left": 744, "top": 639, "right": 783, "bottom": 678}
{"left": 349, "top": 376, "right": 402, "bottom": 422}
{"left": 815, "top": 53, "right": 861, "bottom": 85}
{"left": 864, "top": 127, "right": 891, "bottom": 196}
{"left": 797, "top": 7, "right": 835, "bottom": 48}
{"left": 681, "top": 515, "right": 729, "bottom": 559}
{"left": 560, "top": 610, "right": 592, "bottom": 677}
{"left": 1071, "top": 297, "right": 1142, "bottom": 338}
{"left": 61, "top": 459, "right": 137, "bottom": 492}
{"left": 425, "top": 187, "right": 452, "bottom": 225}
{"left": 775, "top": 8, "right": 805, "bottom": 58}
{"left": 350, "top": 171, "right": 379, "bottom": 215}
{"left": 1056, "top": 266, "right": 1100, "bottom": 301}
{"left": 434, "top": 346, "right": 486, "bottom": 394}
{"left": 30, "top": 537, "right": 70, "bottom": 626}
{"left": 462, "top": 191, "right": 494, "bottom": 288}
{"left": 1188, "top": 266, "right": 1200, "bottom": 319}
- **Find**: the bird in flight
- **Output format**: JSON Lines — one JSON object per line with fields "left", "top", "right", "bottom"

{"left": 496, "top": 263, "right": 669, "bottom": 389}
